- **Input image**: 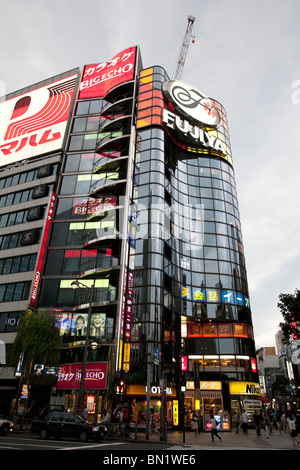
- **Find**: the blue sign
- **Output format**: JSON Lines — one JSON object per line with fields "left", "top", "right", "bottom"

{"left": 154, "top": 347, "right": 160, "bottom": 360}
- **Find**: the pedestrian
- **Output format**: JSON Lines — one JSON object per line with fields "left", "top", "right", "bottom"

{"left": 241, "top": 408, "right": 248, "bottom": 435}
{"left": 232, "top": 411, "right": 240, "bottom": 434}
{"left": 253, "top": 410, "right": 261, "bottom": 437}
{"left": 287, "top": 412, "right": 300, "bottom": 447}
{"left": 112, "top": 404, "right": 120, "bottom": 423}
{"left": 82, "top": 407, "right": 88, "bottom": 420}
{"left": 191, "top": 410, "right": 198, "bottom": 435}
{"left": 100, "top": 409, "right": 110, "bottom": 425}
{"left": 281, "top": 411, "right": 287, "bottom": 433}
{"left": 276, "top": 412, "right": 282, "bottom": 434}
{"left": 209, "top": 413, "right": 221, "bottom": 442}
{"left": 295, "top": 410, "right": 300, "bottom": 435}
{"left": 150, "top": 408, "right": 158, "bottom": 435}
{"left": 118, "top": 406, "right": 124, "bottom": 435}
{"left": 264, "top": 411, "right": 271, "bottom": 438}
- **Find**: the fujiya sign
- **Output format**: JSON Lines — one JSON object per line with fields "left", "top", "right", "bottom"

{"left": 162, "top": 80, "right": 228, "bottom": 158}
{"left": 162, "top": 80, "right": 221, "bottom": 128}
{"left": 162, "top": 108, "right": 226, "bottom": 155}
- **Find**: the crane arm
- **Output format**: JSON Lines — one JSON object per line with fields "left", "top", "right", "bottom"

{"left": 173, "top": 15, "right": 195, "bottom": 80}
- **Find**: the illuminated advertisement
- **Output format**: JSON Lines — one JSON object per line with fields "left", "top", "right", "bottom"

{"left": 55, "top": 312, "right": 107, "bottom": 338}
{"left": 0, "top": 74, "right": 77, "bottom": 167}
{"left": 72, "top": 196, "right": 117, "bottom": 216}
{"left": 162, "top": 80, "right": 221, "bottom": 128}
{"left": 57, "top": 362, "right": 108, "bottom": 390}
{"left": 229, "top": 381, "right": 261, "bottom": 396}
{"left": 30, "top": 192, "right": 56, "bottom": 307}
{"left": 79, "top": 47, "right": 136, "bottom": 99}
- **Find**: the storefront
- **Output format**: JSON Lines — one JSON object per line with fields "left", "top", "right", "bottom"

{"left": 183, "top": 380, "right": 231, "bottom": 431}
{"left": 229, "top": 381, "right": 261, "bottom": 425}
{"left": 54, "top": 362, "right": 109, "bottom": 422}
{"left": 124, "top": 384, "right": 177, "bottom": 427}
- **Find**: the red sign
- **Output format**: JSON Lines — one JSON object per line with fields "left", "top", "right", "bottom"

{"left": 0, "top": 75, "right": 77, "bottom": 166}
{"left": 79, "top": 47, "right": 136, "bottom": 99}
{"left": 30, "top": 192, "right": 56, "bottom": 306}
{"left": 57, "top": 362, "right": 108, "bottom": 390}
{"left": 181, "top": 356, "right": 188, "bottom": 371}
{"left": 72, "top": 196, "right": 117, "bottom": 216}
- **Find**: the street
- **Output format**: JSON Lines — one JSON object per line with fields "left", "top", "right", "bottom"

{"left": 0, "top": 427, "right": 298, "bottom": 453}
{"left": 0, "top": 433, "right": 173, "bottom": 451}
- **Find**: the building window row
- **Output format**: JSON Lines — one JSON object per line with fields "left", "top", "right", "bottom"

{"left": 75, "top": 99, "right": 103, "bottom": 116}
{"left": 0, "top": 164, "right": 58, "bottom": 190}
{"left": 0, "top": 184, "right": 53, "bottom": 208}
{"left": 184, "top": 321, "right": 253, "bottom": 339}
{"left": 0, "top": 253, "right": 37, "bottom": 275}
{"left": 0, "top": 281, "right": 31, "bottom": 303}
{"left": 188, "top": 355, "right": 254, "bottom": 373}
{"left": 0, "top": 206, "right": 46, "bottom": 228}
{"left": 0, "top": 229, "right": 41, "bottom": 251}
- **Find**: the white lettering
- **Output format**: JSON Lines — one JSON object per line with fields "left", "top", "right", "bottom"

{"left": 162, "top": 108, "right": 226, "bottom": 156}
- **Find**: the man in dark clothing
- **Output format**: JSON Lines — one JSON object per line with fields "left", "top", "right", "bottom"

{"left": 253, "top": 410, "right": 261, "bottom": 437}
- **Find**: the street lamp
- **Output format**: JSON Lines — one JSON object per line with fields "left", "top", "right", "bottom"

{"left": 71, "top": 280, "right": 95, "bottom": 416}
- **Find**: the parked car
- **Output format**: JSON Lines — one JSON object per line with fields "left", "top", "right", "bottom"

{"left": 30, "top": 412, "right": 105, "bottom": 442}
{"left": 0, "top": 417, "right": 13, "bottom": 435}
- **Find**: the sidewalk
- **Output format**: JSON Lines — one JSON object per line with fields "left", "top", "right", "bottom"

{"left": 133, "top": 428, "right": 299, "bottom": 450}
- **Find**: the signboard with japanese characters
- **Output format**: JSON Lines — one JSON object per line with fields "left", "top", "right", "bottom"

{"left": 57, "top": 362, "right": 108, "bottom": 390}
{"left": 181, "top": 285, "right": 250, "bottom": 308}
{"left": 79, "top": 47, "right": 136, "bottom": 99}
{"left": 0, "top": 74, "right": 77, "bottom": 167}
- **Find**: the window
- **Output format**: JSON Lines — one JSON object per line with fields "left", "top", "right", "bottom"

{"left": 0, "top": 282, "right": 30, "bottom": 302}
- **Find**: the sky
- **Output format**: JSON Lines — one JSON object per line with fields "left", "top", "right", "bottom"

{"left": 1, "top": 0, "right": 300, "bottom": 349}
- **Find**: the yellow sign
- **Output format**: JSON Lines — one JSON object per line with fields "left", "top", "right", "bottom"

{"left": 123, "top": 342, "right": 130, "bottom": 362}
{"left": 173, "top": 400, "right": 179, "bottom": 426}
{"left": 200, "top": 381, "right": 222, "bottom": 390}
{"left": 229, "top": 381, "right": 261, "bottom": 396}
{"left": 186, "top": 381, "right": 195, "bottom": 390}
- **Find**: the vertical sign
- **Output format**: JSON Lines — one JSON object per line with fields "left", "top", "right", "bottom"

{"left": 30, "top": 192, "right": 56, "bottom": 306}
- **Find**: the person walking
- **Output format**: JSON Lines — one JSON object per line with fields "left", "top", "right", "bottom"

{"left": 276, "top": 412, "right": 282, "bottom": 434}
{"left": 253, "top": 410, "right": 261, "bottom": 437}
{"left": 264, "top": 411, "right": 271, "bottom": 438}
{"left": 150, "top": 408, "right": 158, "bottom": 435}
{"left": 281, "top": 411, "right": 287, "bottom": 433}
{"left": 191, "top": 410, "right": 199, "bottom": 435}
{"left": 287, "top": 412, "right": 300, "bottom": 447}
{"left": 232, "top": 411, "right": 240, "bottom": 434}
{"left": 209, "top": 413, "right": 221, "bottom": 442}
{"left": 241, "top": 409, "right": 248, "bottom": 435}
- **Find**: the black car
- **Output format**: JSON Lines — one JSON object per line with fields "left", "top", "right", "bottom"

{"left": 30, "top": 412, "right": 105, "bottom": 442}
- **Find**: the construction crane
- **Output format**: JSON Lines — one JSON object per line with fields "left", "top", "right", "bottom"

{"left": 173, "top": 15, "right": 196, "bottom": 80}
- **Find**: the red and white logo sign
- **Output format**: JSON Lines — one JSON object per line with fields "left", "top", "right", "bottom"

{"left": 79, "top": 47, "right": 136, "bottom": 99}
{"left": 0, "top": 74, "right": 77, "bottom": 166}
{"left": 57, "top": 362, "right": 108, "bottom": 390}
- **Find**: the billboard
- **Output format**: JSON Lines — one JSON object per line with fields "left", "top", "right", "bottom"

{"left": 57, "top": 362, "right": 108, "bottom": 390}
{"left": 79, "top": 47, "right": 136, "bottom": 99}
{"left": 0, "top": 74, "right": 77, "bottom": 167}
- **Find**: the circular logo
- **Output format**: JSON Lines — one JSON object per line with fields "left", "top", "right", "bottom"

{"left": 162, "top": 80, "right": 220, "bottom": 128}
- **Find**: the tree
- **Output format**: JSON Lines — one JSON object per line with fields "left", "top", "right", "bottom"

{"left": 9, "top": 311, "right": 61, "bottom": 417}
{"left": 278, "top": 289, "right": 300, "bottom": 342}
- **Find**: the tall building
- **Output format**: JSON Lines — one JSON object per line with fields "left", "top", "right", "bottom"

{"left": 0, "top": 47, "right": 260, "bottom": 428}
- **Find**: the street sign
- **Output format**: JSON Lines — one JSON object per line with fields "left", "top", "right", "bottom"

{"left": 154, "top": 347, "right": 159, "bottom": 365}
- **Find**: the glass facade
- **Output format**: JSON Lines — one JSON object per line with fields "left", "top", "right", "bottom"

{"left": 129, "top": 66, "right": 258, "bottom": 417}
